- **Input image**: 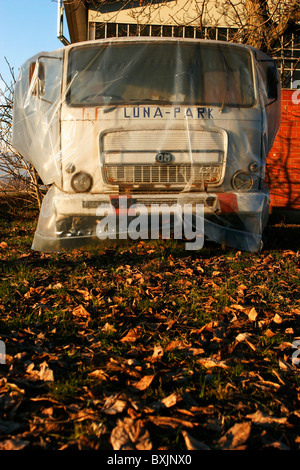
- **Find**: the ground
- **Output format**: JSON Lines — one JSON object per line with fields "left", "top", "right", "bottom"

{"left": 0, "top": 202, "right": 299, "bottom": 450}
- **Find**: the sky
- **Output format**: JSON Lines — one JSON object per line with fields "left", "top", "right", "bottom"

{"left": 0, "top": 0, "right": 69, "bottom": 86}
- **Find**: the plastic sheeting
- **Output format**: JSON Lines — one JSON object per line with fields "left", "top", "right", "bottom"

{"left": 12, "top": 38, "right": 282, "bottom": 252}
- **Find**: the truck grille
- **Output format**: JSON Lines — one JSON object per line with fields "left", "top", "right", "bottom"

{"left": 101, "top": 128, "right": 227, "bottom": 189}
{"left": 105, "top": 164, "right": 222, "bottom": 185}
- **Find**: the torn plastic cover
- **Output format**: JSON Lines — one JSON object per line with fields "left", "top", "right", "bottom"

{"left": 12, "top": 38, "right": 282, "bottom": 252}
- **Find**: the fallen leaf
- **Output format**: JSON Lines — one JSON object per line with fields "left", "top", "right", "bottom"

{"left": 273, "top": 313, "right": 283, "bottom": 324}
{"left": 39, "top": 362, "right": 54, "bottom": 382}
{"left": 132, "top": 374, "right": 155, "bottom": 391}
{"left": 236, "top": 332, "right": 252, "bottom": 342}
{"left": 246, "top": 409, "right": 287, "bottom": 426}
{"left": 248, "top": 307, "right": 258, "bottom": 322}
{"left": 197, "top": 357, "right": 228, "bottom": 369}
{"left": 101, "top": 323, "right": 117, "bottom": 334}
{"left": 120, "top": 327, "right": 142, "bottom": 343}
{"left": 52, "top": 282, "right": 63, "bottom": 289}
{"left": 152, "top": 344, "right": 164, "bottom": 359}
{"left": 230, "top": 304, "right": 245, "bottom": 311}
{"left": 182, "top": 430, "right": 210, "bottom": 450}
{"left": 110, "top": 418, "right": 152, "bottom": 450}
{"left": 165, "top": 340, "right": 190, "bottom": 351}
{"left": 0, "top": 242, "right": 8, "bottom": 250}
{"left": 0, "top": 438, "right": 29, "bottom": 450}
{"left": 103, "top": 395, "right": 127, "bottom": 415}
{"left": 161, "top": 392, "right": 178, "bottom": 408}
{"left": 278, "top": 358, "right": 293, "bottom": 371}
{"left": 148, "top": 416, "right": 194, "bottom": 429}
{"left": 264, "top": 329, "right": 276, "bottom": 338}
{"left": 217, "top": 422, "right": 251, "bottom": 449}
{"left": 72, "top": 305, "right": 90, "bottom": 318}
{"left": 89, "top": 369, "right": 108, "bottom": 381}
{"left": 235, "top": 333, "right": 256, "bottom": 350}
{"left": 26, "top": 361, "right": 54, "bottom": 382}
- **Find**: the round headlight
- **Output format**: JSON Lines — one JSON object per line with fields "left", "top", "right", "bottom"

{"left": 232, "top": 171, "right": 253, "bottom": 191}
{"left": 71, "top": 172, "right": 93, "bottom": 193}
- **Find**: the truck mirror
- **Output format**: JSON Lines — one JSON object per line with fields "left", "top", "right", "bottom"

{"left": 266, "top": 65, "right": 278, "bottom": 100}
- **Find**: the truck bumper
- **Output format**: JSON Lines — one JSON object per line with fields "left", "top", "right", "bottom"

{"left": 32, "top": 185, "right": 270, "bottom": 252}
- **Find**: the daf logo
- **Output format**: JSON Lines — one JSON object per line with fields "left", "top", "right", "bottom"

{"left": 155, "top": 152, "right": 174, "bottom": 163}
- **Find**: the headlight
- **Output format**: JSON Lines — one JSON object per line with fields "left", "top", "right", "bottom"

{"left": 71, "top": 172, "right": 93, "bottom": 193}
{"left": 232, "top": 171, "right": 253, "bottom": 191}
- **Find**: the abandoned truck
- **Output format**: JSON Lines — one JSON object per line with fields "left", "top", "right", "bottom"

{"left": 12, "top": 37, "right": 281, "bottom": 252}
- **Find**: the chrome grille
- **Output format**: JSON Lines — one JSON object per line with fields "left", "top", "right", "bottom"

{"left": 105, "top": 164, "right": 222, "bottom": 185}
{"left": 136, "top": 196, "right": 217, "bottom": 208}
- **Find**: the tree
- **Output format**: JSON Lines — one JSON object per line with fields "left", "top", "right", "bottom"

{"left": 221, "top": 0, "right": 300, "bottom": 54}
{"left": 0, "top": 60, "right": 43, "bottom": 212}
{"left": 65, "top": 0, "right": 300, "bottom": 55}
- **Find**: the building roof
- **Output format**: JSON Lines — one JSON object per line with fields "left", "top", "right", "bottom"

{"left": 63, "top": 0, "right": 88, "bottom": 43}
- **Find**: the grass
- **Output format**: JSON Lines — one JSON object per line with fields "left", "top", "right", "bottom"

{"left": 0, "top": 200, "right": 299, "bottom": 450}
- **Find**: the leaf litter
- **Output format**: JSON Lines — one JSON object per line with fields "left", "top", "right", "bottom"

{"left": 0, "top": 218, "right": 300, "bottom": 450}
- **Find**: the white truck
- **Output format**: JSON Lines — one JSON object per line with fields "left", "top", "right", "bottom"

{"left": 12, "top": 37, "right": 281, "bottom": 252}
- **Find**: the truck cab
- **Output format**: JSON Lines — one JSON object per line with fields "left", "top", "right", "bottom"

{"left": 12, "top": 37, "right": 281, "bottom": 252}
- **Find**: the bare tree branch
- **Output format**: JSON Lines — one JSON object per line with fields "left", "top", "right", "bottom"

{"left": 0, "top": 61, "right": 43, "bottom": 211}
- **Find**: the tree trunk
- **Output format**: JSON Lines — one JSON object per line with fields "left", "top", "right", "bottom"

{"left": 245, "top": 0, "right": 271, "bottom": 51}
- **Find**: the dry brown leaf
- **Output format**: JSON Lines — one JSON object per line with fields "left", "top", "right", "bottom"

{"left": 273, "top": 313, "right": 283, "bottom": 324}
{"left": 39, "top": 362, "right": 54, "bottom": 382}
{"left": 235, "top": 333, "right": 256, "bottom": 351}
{"left": 264, "top": 329, "right": 276, "bottom": 338}
{"left": 103, "top": 396, "right": 127, "bottom": 415}
{"left": 0, "top": 438, "right": 29, "bottom": 450}
{"left": 26, "top": 361, "right": 54, "bottom": 382}
{"left": 236, "top": 332, "right": 252, "bottom": 342}
{"left": 120, "top": 327, "right": 142, "bottom": 343}
{"left": 182, "top": 430, "right": 210, "bottom": 450}
{"left": 197, "top": 357, "right": 228, "bottom": 369}
{"left": 230, "top": 304, "right": 245, "bottom": 311}
{"left": 165, "top": 340, "right": 190, "bottom": 351}
{"left": 148, "top": 416, "right": 194, "bottom": 429}
{"left": 72, "top": 305, "right": 90, "bottom": 318}
{"left": 218, "top": 422, "right": 251, "bottom": 450}
{"left": 110, "top": 418, "right": 152, "bottom": 450}
{"left": 291, "top": 308, "right": 300, "bottom": 315}
{"left": 70, "top": 409, "right": 100, "bottom": 423}
{"left": 161, "top": 392, "right": 178, "bottom": 408}
{"left": 132, "top": 374, "right": 155, "bottom": 391}
{"left": 110, "top": 419, "right": 135, "bottom": 450}
{"left": 0, "top": 242, "right": 8, "bottom": 250}
{"left": 152, "top": 344, "right": 164, "bottom": 359}
{"left": 101, "top": 322, "right": 117, "bottom": 334}
{"left": 248, "top": 307, "right": 258, "bottom": 322}
{"left": 279, "top": 358, "right": 293, "bottom": 371}
{"left": 246, "top": 409, "right": 287, "bottom": 425}
{"left": 89, "top": 369, "right": 108, "bottom": 381}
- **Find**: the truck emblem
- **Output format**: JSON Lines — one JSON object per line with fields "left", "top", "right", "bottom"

{"left": 155, "top": 152, "right": 174, "bottom": 163}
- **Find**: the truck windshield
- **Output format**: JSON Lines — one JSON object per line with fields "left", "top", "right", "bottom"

{"left": 67, "top": 41, "right": 255, "bottom": 108}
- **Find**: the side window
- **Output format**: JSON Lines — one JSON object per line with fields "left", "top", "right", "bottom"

{"left": 29, "top": 56, "right": 62, "bottom": 103}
